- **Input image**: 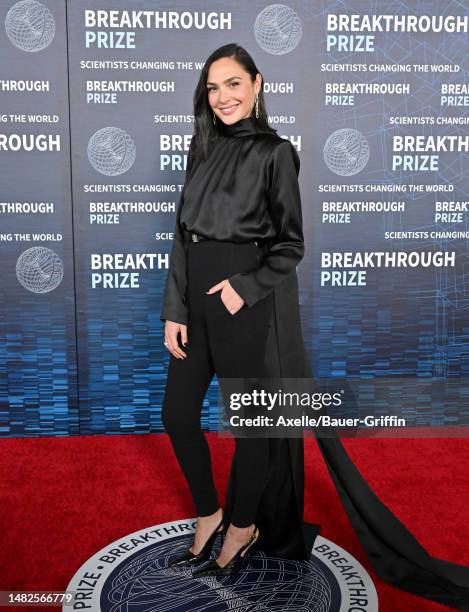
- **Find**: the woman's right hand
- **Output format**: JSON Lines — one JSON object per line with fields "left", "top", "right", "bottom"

{"left": 164, "top": 321, "right": 188, "bottom": 359}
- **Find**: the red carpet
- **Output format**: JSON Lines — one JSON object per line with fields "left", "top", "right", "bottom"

{"left": 0, "top": 433, "right": 468, "bottom": 611}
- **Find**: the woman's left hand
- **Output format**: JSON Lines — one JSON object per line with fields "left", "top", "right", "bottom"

{"left": 206, "top": 279, "right": 245, "bottom": 315}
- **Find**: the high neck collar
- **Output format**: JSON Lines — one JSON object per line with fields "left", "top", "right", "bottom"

{"left": 220, "top": 115, "right": 273, "bottom": 138}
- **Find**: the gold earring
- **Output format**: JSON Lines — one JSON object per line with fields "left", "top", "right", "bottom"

{"left": 255, "top": 94, "right": 259, "bottom": 118}
{"left": 213, "top": 111, "right": 216, "bottom": 125}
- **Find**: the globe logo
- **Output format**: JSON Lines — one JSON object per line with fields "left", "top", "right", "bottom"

{"left": 5, "top": 0, "right": 55, "bottom": 52}
{"left": 64, "top": 520, "right": 378, "bottom": 611}
{"left": 254, "top": 4, "right": 302, "bottom": 55}
{"left": 102, "top": 541, "right": 333, "bottom": 611}
{"left": 16, "top": 247, "right": 63, "bottom": 293}
{"left": 87, "top": 127, "right": 136, "bottom": 176}
{"left": 323, "top": 128, "right": 370, "bottom": 176}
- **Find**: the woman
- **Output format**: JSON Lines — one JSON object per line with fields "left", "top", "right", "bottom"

{"left": 160, "top": 42, "right": 319, "bottom": 577}
{"left": 160, "top": 43, "right": 469, "bottom": 608}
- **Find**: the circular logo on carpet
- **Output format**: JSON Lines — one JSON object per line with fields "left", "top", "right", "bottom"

{"left": 64, "top": 519, "right": 378, "bottom": 611}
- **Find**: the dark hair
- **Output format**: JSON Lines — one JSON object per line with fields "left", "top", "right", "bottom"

{"left": 189, "top": 43, "right": 276, "bottom": 171}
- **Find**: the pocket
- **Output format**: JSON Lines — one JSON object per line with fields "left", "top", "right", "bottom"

{"left": 210, "top": 290, "right": 272, "bottom": 346}
{"left": 205, "top": 291, "right": 238, "bottom": 319}
{"left": 218, "top": 293, "right": 245, "bottom": 317}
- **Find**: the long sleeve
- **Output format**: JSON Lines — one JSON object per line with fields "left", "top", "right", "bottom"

{"left": 228, "top": 139, "right": 304, "bottom": 308}
{"left": 159, "top": 138, "right": 195, "bottom": 325}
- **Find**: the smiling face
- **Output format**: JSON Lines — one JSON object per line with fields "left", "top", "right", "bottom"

{"left": 206, "top": 57, "right": 262, "bottom": 125}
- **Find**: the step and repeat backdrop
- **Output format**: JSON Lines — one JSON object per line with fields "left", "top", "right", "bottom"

{"left": 0, "top": 0, "right": 468, "bottom": 437}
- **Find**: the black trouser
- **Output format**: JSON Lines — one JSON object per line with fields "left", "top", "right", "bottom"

{"left": 161, "top": 239, "right": 274, "bottom": 528}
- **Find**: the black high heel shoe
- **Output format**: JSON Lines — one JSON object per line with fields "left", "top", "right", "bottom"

{"left": 192, "top": 525, "right": 259, "bottom": 577}
{"left": 167, "top": 517, "right": 225, "bottom": 568}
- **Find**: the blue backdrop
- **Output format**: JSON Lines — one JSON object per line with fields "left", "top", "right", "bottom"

{"left": 1, "top": 0, "right": 468, "bottom": 437}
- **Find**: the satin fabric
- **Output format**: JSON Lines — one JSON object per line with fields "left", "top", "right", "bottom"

{"left": 160, "top": 115, "right": 303, "bottom": 322}
{"left": 160, "top": 116, "right": 469, "bottom": 610}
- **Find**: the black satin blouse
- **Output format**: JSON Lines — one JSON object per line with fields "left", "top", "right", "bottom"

{"left": 160, "top": 115, "right": 304, "bottom": 325}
